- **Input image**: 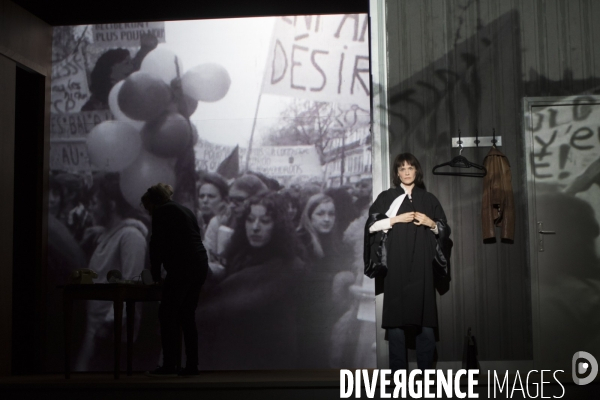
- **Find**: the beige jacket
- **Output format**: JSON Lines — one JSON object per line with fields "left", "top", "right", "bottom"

{"left": 482, "top": 147, "right": 515, "bottom": 241}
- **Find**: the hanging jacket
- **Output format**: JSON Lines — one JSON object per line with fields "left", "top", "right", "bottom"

{"left": 481, "top": 147, "right": 515, "bottom": 241}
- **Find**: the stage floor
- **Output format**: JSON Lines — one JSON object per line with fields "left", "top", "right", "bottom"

{"left": 1, "top": 370, "right": 598, "bottom": 400}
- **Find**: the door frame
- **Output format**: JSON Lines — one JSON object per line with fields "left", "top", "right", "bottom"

{"left": 522, "top": 95, "right": 600, "bottom": 369}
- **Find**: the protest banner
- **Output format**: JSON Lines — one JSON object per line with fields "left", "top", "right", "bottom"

{"left": 51, "top": 46, "right": 90, "bottom": 114}
{"left": 51, "top": 110, "right": 114, "bottom": 138}
{"left": 50, "top": 110, "right": 114, "bottom": 172}
{"left": 49, "top": 138, "right": 91, "bottom": 173}
{"left": 262, "top": 15, "right": 370, "bottom": 108}
{"left": 195, "top": 139, "right": 323, "bottom": 183}
{"left": 92, "top": 22, "right": 166, "bottom": 49}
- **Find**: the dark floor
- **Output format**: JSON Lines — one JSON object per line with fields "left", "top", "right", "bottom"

{"left": 0, "top": 370, "right": 598, "bottom": 400}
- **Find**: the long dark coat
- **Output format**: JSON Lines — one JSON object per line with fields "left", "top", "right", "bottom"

{"left": 367, "top": 186, "right": 447, "bottom": 328}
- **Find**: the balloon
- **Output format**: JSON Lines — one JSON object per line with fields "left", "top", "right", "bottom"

{"left": 108, "top": 81, "right": 145, "bottom": 130}
{"left": 140, "top": 48, "right": 184, "bottom": 85}
{"left": 141, "top": 111, "right": 192, "bottom": 158}
{"left": 181, "top": 63, "right": 231, "bottom": 102}
{"left": 118, "top": 71, "right": 172, "bottom": 121}
{"left": 86, "top": 120, "right": 142, "bottom": 172}
{"left": 86, "top": 121, "right": 141, "bottom": 171}
{"left": 177, "top": 94, "right": 198, "bottom": 118}
{"left": 119, "top": 150, "right": 176, "bottom": 209}
{"left": 190, "top": 123, "right": 199, "bottom": 146}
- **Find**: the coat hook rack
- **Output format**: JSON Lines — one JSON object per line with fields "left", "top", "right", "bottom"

{"left": 451, "top": 128, "right": 502, "bottom": 148}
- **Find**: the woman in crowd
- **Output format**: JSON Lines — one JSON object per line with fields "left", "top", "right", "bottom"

{"left": 196, "top": 172, "right": 229, "bottom": 238}
{"left": 81, "top": 34, "right": 158, "bottom": 111}
{"left": 296, "top": 193, "right": 354, "bottom": 368}
{"left": 197, "top": 192, "right": 304, "bottom": 369}
{"left": 75, "top": 173, "right": 148, "bottom": 371}
{"left": 366, "top": 153, "right": 449, "bottom": 372}
{"left": 203, "top": 174, "right": 268, "bottom": 279}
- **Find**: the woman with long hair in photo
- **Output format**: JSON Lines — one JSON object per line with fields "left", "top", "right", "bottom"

{"left": 75, "top": 173, "right": 148, "bottom": 371}
{"left": 365, "top": 153, "right": 449, "bottom": 372}
{"left": 296, "top": 193, "right": 354, "bottom": 368}
{"left": 197, "top": 192, "right": 304, "bottom": 369}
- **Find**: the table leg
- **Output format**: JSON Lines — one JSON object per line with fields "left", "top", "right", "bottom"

{"left": 63, "top": 293, "right": 73, "bottom": 379}
{"left": 126, "top": 301, "right": 135, "bottom": 376}
{"left": 114, "top": 299, "right": 123, "bottom": 379}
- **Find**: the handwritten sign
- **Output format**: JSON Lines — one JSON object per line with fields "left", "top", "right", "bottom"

{"left": 195, "top": 139, "right": 323, "bottom": 181}
{"left": 49, "top": 138, "right": 92, "bottom": 172}
{"left": 50, "top": 110, "right": 114, "bottom": 171}
{"left": 92, "top": 22, "right": 166, "bottom": 48}
{"left": 528, "top": 99, "right": 600, "bottom": 184}
{"left": 246, "top": 146, "right": 323, "bottom": 177}
{"left": 51, "top": 47, "right": 90, "bottom": 114}
{"left": 50, "top": 110, "right": 114, "bottom": 138}
{"left": 262, "top": 15, "right": 369, "bottom": 108}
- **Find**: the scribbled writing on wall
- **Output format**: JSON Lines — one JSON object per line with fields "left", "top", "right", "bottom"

{"left": 527, "top": 97, "right": 600, "bottom": 184}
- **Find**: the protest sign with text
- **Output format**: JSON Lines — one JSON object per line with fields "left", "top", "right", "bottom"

{"left": 262, "top": 15, "right": 369, "bottom": 108}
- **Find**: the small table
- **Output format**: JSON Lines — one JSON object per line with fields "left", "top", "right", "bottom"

{"left": 62, "top": 283, "right": 162, "bottom": 379}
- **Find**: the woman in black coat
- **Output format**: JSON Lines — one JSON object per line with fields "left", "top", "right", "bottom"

{"left": 366, "top": 153, "right": 448, "bottom": 371}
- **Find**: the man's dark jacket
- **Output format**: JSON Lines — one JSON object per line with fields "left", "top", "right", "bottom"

{"left": 150, "top": 201, "right": 208, "bottom": 281}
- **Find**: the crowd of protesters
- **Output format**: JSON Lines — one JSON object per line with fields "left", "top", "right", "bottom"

{"left": 47, "top": 168, "right": 376, "bottom": 370}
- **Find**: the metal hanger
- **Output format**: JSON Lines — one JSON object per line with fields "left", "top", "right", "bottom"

{"left": 432, "top": 129, "right": 487, "bottom": 177}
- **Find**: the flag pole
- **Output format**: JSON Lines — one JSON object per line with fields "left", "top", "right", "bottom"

{"left": 245, "top": 92, "right": 263, "bottom": 172}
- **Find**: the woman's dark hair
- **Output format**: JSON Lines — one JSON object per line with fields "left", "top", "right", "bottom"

{"left": 89, "top": 48, "right": 130, "bottom": 104}
{"left": 392, "top": 152, "right": 425, "bottom": 188}
{"left": 325, "top": 187, "right": 358, "bottom": 233}
{"left": 279, "top": 188, "right": 301, "bottom": 226}
{"left": 199, "top": 172, "right": 229, "bottom": 200}
{"left": 225, "top": 192, "right": 298, "bottom": 271}
{"left": 230, "top": 174, "right": 268, "bottom": 197}
{"left": 93, "top": 172, "right": 137, "bottom": 218}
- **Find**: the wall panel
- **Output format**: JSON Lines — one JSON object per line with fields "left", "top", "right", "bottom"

{"left": 0, "top": 55, "right": 16, "bottom": 376}
{"left": 0, "top": 0, "right": 52, "bottom": 376}
{"left": 385, "top": 0, "right": 600, "bottom": 362}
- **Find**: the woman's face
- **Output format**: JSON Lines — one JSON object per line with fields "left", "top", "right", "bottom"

{"left": 89, "top": 194, "right": 108, "bottom": 226}
{"left": 286, "top": 201, "right": 298, "bottom": 221}
{"left": 310, "top": 201, "right": 336, "bottom": 234}
{"left": 245, "top": 204, "right": 274, "bottom": 248}
{"left": 398, "top": 162, "right": 416, "bottom": 186}
{"left": 198, "top": 183, "right": 224, "bottom": 216}
{"left": 229, "top": 187, "right": 249, "bottom": 217}
{"left": 110, "top": 55, "right": 133, "bottom": 86}
{"left": 48, "top": 188, "right": 61, "bottom": 217}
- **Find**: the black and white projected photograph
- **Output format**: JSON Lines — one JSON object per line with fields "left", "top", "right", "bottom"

{"left": 48, "top": 15, "right": 375, "bottom": 371}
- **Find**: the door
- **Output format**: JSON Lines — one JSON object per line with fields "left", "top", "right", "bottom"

{"left": 525, "top": 96, "right": 600, "bottom": 371}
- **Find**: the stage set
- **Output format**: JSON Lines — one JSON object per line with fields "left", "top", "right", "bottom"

{"left": 2, "top": 0, "right": 600, "bottom": 399}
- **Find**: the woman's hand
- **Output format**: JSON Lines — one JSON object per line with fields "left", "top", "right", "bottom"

{"left": 391, "top": 212, "right": 415, "bottom": 225}
{"left": 413, "top": 212, "right": 436, "bottom": 229}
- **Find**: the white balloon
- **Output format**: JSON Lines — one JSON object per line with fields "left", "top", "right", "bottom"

{"left": 140, "top": 47, "right": 184, "bottom": 85}
{"left": 181, "top": 63, "right": 231, "bottom": 102}
{"left": 119, "top": 150, "right": 176, "bottom": 208}
{"left": 86, "top": 120, "right": 142, "bottom": 172}
{"left": 108, "top": 81, "right": 145, "bottom": 131}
